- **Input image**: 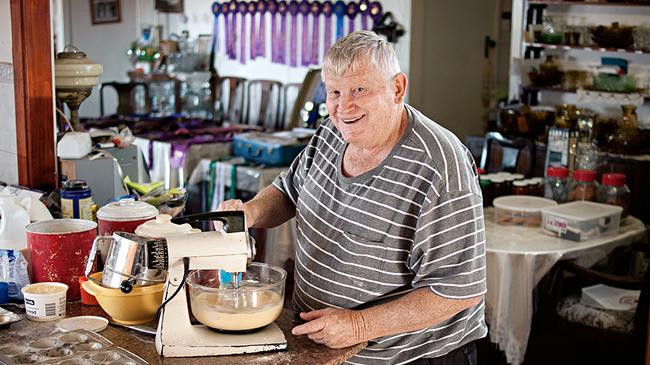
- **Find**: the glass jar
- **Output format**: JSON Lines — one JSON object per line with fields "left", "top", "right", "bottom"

{"left": 598, "top": 173, "right": 631, "bottom": 217}
{"left": 554, "top": 104, "right": 576, "bottom": 129}
{"left": 568, "top": 169, "right": 598, "bottom": 202}
{"left": 491, "top": 177, "right": 509, "bottom": 199}
{"left": 528, "top": 177, "right": 545, "bottom": 196}
{"left": 479, "top": 178, "right": 493, "bottom": 207}
{"left": 545, "top": 166, "right": 569, "bottom": 203}
{"left": 512, "top": 180, "right": 529, "bottom": 195}
{"left": 607, "top": 104, "right": 640, "bottom": 154}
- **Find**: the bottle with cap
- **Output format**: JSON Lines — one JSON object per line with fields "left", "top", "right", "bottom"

{"left": 61, "top": 180, "right": 94, "bottom": 220}
{"left": 598, "top": 173, "right": 631, "bottom": 217}
{"left": 568, "top": 169, "right": 598, "bottom": 202}
{"left": 545, "top": 166, "right": 569, "bottom": 203}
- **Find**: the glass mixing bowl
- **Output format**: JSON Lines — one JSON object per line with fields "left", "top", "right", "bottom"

{"left": 186, "top": 262, "right": 287, "bottom": 331}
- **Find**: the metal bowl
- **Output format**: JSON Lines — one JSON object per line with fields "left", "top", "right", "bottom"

{"left": 186, "top": 263, "right": 286, "bottom": 332}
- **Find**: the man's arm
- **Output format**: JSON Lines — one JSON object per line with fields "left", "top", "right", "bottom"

{"left": 292, "top": 287, "right": 483, "bottom": 348}
{"left": 218, "top": 185, "right": 296, "bottom": 229}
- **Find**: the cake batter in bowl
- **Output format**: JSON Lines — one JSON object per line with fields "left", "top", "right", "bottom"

{"left": 186, "top": 263, "right": 286, "bottom": 331}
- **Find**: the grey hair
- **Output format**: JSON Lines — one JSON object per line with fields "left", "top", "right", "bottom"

{"left": 323, "top": 30, "right": 401, "bottom": 78}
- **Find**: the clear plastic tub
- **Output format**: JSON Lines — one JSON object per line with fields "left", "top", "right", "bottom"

{"left": 493, "top": 195, "right": 558, "bottom": 227}
{"left": 541, "top": 201, "right": 623, "bottom": 241}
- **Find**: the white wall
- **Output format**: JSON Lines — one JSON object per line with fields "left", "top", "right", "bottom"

{"left": 63, "top": 0, "right": 139, "bottom": 117}
{"left": 0, "top": 0, "right": 19, "bottom": 185}
{"left": 64, "top": 0, "right": 411, "bottom": 117}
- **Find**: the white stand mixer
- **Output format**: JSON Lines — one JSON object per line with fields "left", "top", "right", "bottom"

{"left": 154, "top": 211, "right": 287, "bottom": 357}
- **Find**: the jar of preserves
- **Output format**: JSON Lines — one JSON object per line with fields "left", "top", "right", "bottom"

{"left": 545, "top": 167, "right": 569, "bottom": 203}
{"left": 512, "top": 180, "right": 529, "bottom": 195}
{"left": 479, "top": 178, "right": 493, "bottom": 207}
{"left": 568, "top": 169, "right": 598, "bottom": 202}
{"left": 491, "top": 177, "right": 509, "bottom": 199}
{"left": 598, "top": 173, "right": 631, "bottom": 217}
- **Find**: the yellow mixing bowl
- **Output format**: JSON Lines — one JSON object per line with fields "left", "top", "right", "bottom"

{"left": 82, "top": 273, "right": 164, "bottom": 325}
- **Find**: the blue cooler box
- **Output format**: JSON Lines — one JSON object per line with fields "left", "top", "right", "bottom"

{"left": 232, "top": 131, "right": 312, "bottom": 166}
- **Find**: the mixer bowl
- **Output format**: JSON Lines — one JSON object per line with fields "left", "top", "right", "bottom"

{"left": 82, "top": 272, "right": 164, "bottom": 325}
{"left": 186, "top": 263, "right": 286, "bottom": 332}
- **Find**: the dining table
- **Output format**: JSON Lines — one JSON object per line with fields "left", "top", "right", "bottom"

{"left": 483, "top": 207, "right": 646, "bottom": 365}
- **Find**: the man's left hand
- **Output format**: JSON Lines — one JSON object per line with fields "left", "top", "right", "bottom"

{"left": 291, "top": 308, "right": 367, "bottom": 348}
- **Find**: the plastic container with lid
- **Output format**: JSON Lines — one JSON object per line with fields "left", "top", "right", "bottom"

{"left": 545, "top": 166, "right": 569, "bottom": 203}
{"left": 598, "top": 173, "right": 631, "bottom": 218}
{"left": 541, "top": 201, "right": 623, "bottom": 241}
{"left": 567, "top": 169, "right": 598, "bottom": 202}
{"left": 493, "top": 195, "right": 558, "bottom": 227}
{"left": 96, "top": 199, "right": 159, "bottom": 236}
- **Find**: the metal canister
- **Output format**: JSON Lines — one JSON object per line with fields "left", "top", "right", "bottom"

{"left": 61, "top": 180, "right": 93, "bottom": 220}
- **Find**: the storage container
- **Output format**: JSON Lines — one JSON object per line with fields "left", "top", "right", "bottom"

{"left": 493, "top": 195, "right": 558, "bottom": 227}
{"left": 232, "top": 131, "right": 310, "bottom": 166}
{"left": 541, "top": 201, "right": 623, "bottom": 241}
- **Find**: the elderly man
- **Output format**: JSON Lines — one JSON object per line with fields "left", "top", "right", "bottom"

{"left": 219, "top": 31, "right": 486, "bottom": 365}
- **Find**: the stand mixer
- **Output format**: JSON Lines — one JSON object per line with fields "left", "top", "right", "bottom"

{"left": 154, "top": 211, "right": 287, "bottom": 357}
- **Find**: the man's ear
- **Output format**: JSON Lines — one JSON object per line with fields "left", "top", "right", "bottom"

{"left": 393, "top": 72, "right": 408, "bottom": 103}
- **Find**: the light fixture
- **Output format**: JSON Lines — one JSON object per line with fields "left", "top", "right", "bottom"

{"left": 54, "top": 45, "right": 103, "bottom": 131}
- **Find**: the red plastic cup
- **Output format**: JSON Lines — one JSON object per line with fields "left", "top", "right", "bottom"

{"left": 79, "top": 276, "right": 99, "bottom": 306}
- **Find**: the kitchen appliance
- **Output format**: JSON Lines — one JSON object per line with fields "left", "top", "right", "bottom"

{"left": 155, "top": 211, "right": 287, "bottom": 357}
{"left": 60, "top": 154, "right": 128, "bottom": 206}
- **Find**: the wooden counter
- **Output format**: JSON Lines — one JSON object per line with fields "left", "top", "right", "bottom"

{"left": 0, "top": 302, "right": 365, "bottom": 365}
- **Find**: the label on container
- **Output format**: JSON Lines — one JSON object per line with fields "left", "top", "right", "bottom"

{"left": 544, "top": 216, "right": 568, "bottom": 234}
{"left": 61, "top": 197, "right": 93, "bottom": 220}
{"left": 146, "top": 239, "right": 169, "bottom": 270}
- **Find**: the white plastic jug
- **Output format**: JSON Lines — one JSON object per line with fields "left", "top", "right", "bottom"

{"left": 0, "top": 193, "right": 30, "bottom": 251}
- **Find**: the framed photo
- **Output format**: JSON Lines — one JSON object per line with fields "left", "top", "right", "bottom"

{"left": 155, "top": 0, "right": 184, "bottom": 13}
{"left": 90, "top": 0, "right": 121, "bottom": 25}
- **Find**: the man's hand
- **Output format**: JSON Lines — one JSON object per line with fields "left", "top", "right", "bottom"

{"left": 216, "top": 199, "right": 253, "bottom": 228}
{"left": 291, "top": 308, "right": 367, "bottom": 349}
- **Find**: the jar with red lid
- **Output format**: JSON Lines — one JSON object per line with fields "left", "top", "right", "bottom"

{"left": 598, "top": 173, "right": 631, "bottom": 217}
{"left": 567, "top": 169, "right": 598, "bottom": 202}
{"left": 545, "top": 166, "right": 569, "bottom": 203}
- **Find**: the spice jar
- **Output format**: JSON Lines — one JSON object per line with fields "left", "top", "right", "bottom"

{"left": 598, "top": 173, "right": 631, "bottom": 217}
{"left": 568, "top": 169, "right": 598, "bottom": 202}
{"left": 545, "top": 166, "right": 569, "bottom": 203}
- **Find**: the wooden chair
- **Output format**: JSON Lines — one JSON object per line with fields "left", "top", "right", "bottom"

{"left": 286, "top": 68, "right": 323, "bottom": 130}
{"left": 479, "top": 131, "right": 535, "bottom": 176}
{"left": 246, "top": 79, "right": 282, "bottom": 129}
{"left": 99, "top": 81, "right": 150, "bottom": 116}
{"left": 527, "top": 243, "right": 650, "bottom": 365}
{"left": 213, "top": 76, "right": 247, "bottom": 124}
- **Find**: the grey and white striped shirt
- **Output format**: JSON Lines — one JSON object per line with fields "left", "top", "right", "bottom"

{"left": 273, "top": 105, "right": 487, "bottom": 364}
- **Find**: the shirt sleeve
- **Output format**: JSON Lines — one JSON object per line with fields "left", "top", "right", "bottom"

{"left": 408, "top": 189, "right": 487, "bottom": 299}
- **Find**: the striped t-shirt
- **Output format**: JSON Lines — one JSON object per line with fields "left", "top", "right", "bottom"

{"left": 272, "top": 104, "right": 487, "bottom": 364}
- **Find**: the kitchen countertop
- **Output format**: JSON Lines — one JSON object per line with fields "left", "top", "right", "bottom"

{"left": 0, "top": 302, "right": 366, "bottom": 364}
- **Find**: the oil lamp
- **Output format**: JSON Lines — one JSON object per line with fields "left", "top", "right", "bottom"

{"left": 54, "top": 45, "right": 103, "bottom": 131}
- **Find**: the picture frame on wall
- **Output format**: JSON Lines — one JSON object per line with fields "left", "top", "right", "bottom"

{"left": 90, "top": 0, "right": 121, "bottom": 25}
{"left": 155, "top": 0, "right": 184, "bottom": 13}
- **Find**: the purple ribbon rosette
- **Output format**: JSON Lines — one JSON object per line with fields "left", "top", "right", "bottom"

{"left": 346, "top": 1, "right": 359, "bottom": 34}
{"left": 222, "top": 2, "right": 234, "bottom": 59}
{"left": 299, "top": 0, "right": 311, "bottom": 67}
{"left": 257, "top": 1, "right": 267, "bottom": 59}
{"left": 278, "top": 1, "right": 288, "bottom": 64}
{"left": 268, "top": 0, "right": 278, "bottom": 62}
{"left": 211, "top": 2, "right": 221, "bottom": 53}
{"left": 310, "top": 1, "right": 322, "bottom": 65}
{"left": 333, "top": 0, "right": 346, "bottom": 40}
{"left": 248, "top": 2, "right": 257, "bottom": 60}
{"left": 369, "top": 1, "right": 382, "bottom": 28}
{"left": 229, "top": 1, "right": 239, "bottom": 60}
{"left": 359, "top": 0, "right": 370, "bottom": 30}
{"left": 238, "top": 1, "right": 248, "bottom": 64}
{"left": 288, "top": 0, "right": 299, "bottom": 67}
{"left": 321, "top": 1, "right": 334, "bottom": 56}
